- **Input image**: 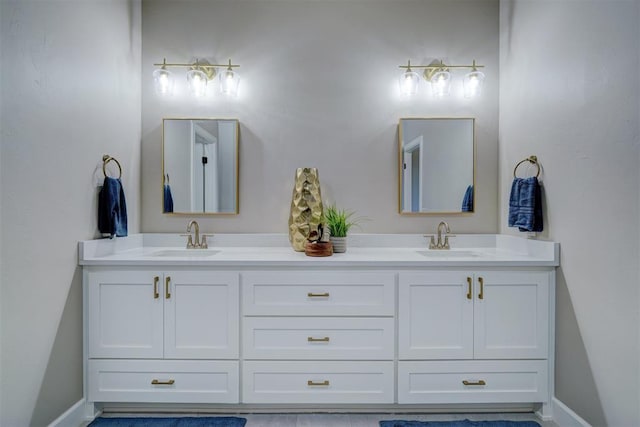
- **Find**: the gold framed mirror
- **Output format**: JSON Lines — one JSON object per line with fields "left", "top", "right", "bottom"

{"left": 398, "top": 118, "right": 475, "bottom": 215}
{"left": 162, "top": 118, "right": 239, "bottom": 215}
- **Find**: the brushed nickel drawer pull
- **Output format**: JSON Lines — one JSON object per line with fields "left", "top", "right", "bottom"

{"left": 307, "top": 336, "right": 330, "bottom": 342}
{"left": 307, "top": 380, "right": 330, "bottom": 386}
{"left": 153, "top": 276, "right": 160, "bottom": 299}
{"left": 462, "top": 380, "right": 486, "bottom": 386}
{"left": 151, "top": 379, "right": 175, "bottom": 385}
{"left": 308, "top": 292, "right": 330, "bottom": 298}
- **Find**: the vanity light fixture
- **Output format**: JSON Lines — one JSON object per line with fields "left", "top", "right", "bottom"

{"left": 398, "top": 59, "right": 485, "bottom": 98}
{"left": 152, "top": 58, "right": 241, "bottom": 97}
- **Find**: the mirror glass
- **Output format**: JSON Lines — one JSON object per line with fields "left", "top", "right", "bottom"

{"left": 163, "top": 118, "right": 239, "bottom": 214}
{"left": 398, "top": 118, "right": 475, "bottom": 214}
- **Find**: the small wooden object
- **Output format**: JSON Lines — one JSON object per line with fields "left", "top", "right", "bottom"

{"left": 305, "top": 241, "right": 333, "bottom": 257}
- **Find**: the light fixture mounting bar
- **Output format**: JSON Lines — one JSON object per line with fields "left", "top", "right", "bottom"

{"left": 153, "top": 62, "right": 240, "bottom": 69}
{"left": 398, "top": 63, "right": 484, "bottom": 70}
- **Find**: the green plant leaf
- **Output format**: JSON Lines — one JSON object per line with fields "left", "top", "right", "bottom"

{"left": 323, "top": 204, "right": 365, "bottom": 237}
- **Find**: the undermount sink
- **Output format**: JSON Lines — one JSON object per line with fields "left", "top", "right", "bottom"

{"left": 151, "top": 249, "right": 220, "bottom": 258}
{"left": 416, "top": 250, "right": 481, "bottom": 258}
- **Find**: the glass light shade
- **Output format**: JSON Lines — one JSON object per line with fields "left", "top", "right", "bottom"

{"left": 430, "top": 70, "right": 451, "bottom": 97}
{"left": 153, "top": 68, "right": 174, "bottom": 96}
{"left": 399, "top": 70, "right": 420, "bottom": 97}
{"left": 463, "top": 70, "right": 485, "bottom": 98}
{"left": 187, "top": 69, "right": 208, "bottom": 97}
{"left": 219, "top": 69, "right": 240, "bottom": 97}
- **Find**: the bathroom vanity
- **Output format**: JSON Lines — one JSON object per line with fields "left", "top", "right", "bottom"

{"left": 79, "top": 233, "right": 558, "bottom": 419}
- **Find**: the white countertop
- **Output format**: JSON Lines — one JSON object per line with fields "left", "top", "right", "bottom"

{"left": 78, "top": 234, "right": 559, "bottom": 268}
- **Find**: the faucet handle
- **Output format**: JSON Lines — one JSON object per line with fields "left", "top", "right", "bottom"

{"left": 443, "top": 234, "right": 456, "bottom": 249}
{"left": 180, "top": 233, "right": 195, "bottom": 249}
{"left": 424, "top": 235, "right": 437, "bottom": 249}
{"left": 200, "top": 234, "right": 214, "bottom": 249}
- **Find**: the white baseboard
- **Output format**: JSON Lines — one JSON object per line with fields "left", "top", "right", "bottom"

{"left": 553, "top": 397, "right": 591, "bottom": 427}
{"left": 48, "top": 399, "right": 90, "bottom": 427}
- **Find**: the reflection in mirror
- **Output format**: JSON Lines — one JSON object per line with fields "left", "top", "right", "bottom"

{"left": 163, "top": 118, "right": 239, "bottom": 214}
{"left": 398, "top": 118, "right": 474, "bottom": 214}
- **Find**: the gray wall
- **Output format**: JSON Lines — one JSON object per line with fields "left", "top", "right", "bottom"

{"left": 499, "top": 1, "right": 639, "bottom": 425}
{"left": 0, "top": 1, "right": 141, "bottom": 425}
{"left": 141, "top": 0, "right": 499, "bottom": 233}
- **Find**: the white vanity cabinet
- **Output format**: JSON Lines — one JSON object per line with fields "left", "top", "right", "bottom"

{"left": 397, "top": 270, "right": 552, "bottom": 404}
{"left": 80, "top": 234, "right": 558, "bottom": 416}
{"left": 241, "top": 271, "right": 396, "bottom": 404}
{"left": 85, "top": 269, "right": 240, "bottom": 403}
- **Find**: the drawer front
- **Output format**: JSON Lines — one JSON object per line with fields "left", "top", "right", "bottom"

{"left": 88, "top": 360, "right": 239, "bottom": 403}
{"left": 243, "top": 361, "right": 394, "bottom": 404}
{"left": 242, "top": 271, "right": 395, "bottom": 316}
{"left": 243, "top": 317, "right": 394, "bottom": 360}
{"left": 398, "top": 360, "right": 548, "bottom": 404}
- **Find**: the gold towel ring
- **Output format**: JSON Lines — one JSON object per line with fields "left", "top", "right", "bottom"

{"left": 102, "top": 155, "right": 122, "bottom": 179}
{"left": 513, "top": 155, "right": 540, "bottom": 178}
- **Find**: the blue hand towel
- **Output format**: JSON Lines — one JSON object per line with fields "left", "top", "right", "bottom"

{"left": 508, "top": 176, "right": 543, "bottom": 232}
{"left": 98, "top": 177, "right": 128, "bottom": 238}
{"left": 461, "top": 185, "right": 474, "bottom": 212}
{"left": 163, "top": 184, "right": 174, "bottom": 213}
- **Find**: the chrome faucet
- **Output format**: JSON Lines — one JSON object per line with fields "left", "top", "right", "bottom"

{"left": 426, "top": 221, "right": 455, "bottom": 249}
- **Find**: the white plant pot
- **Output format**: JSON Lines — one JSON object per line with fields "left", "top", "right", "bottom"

{"left": 330, "top": 236, "right": 347, "bottom": 253}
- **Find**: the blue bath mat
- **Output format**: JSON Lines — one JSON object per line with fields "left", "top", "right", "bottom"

{"left": 380, "top": 420, "right": 540, "bottom": 427}
{"left": 88, "top": 416, "right": 246, "bottom": 427}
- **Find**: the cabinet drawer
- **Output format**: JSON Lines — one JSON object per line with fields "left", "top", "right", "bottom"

{"left": 398, "top": 360, "right": 548, "bottom": 404}
{"left": 243, "top": 317, "right": 394, "bottom": 360}
{"left": 88, "top": 360, "right": 239, "bottom": 403}
{"left": 242, "top": 271, "right": 395, "bottom": 316}
{"left": 243, "top": 361, "right": 394, "bottom": 404}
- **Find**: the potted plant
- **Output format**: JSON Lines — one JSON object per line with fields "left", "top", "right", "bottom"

{"left": 323, "top": 204, "right": 363, "bottom": 253}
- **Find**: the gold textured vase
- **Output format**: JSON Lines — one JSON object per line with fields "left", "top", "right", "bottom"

{"left": 288, "top": 168, "right": 324, "bottom": 252}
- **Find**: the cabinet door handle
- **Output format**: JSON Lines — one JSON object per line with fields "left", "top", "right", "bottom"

{"left": 308, "top": 292, "right": 330, "bottom": 298}
{"left": 151, "top": 379, "right": 175, "bottom": 385}
{"left": 462, "top": 380, "right": 486, "bottom": 386}
{"left": 466, "top": 277, "right": 472, "bottom": 300}
{"left": 307, "top": 336, "right": 330, "bottom": 342}
{"left": 478, "top": 277, "right": 484, "bottom": 300}
{"left": 307, "top": 380, "right": 330, "bottom": 386}
{"left": 153, "top": 276, "right": 160, "bottom": 299}
{"left": 165, "top": 276, "right": 171, "bottom": 299}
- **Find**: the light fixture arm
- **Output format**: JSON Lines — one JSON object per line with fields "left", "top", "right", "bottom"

{"left": 153, "top": 58, "right": 240, "bottom": 69}
{"left": 154, "top": 57, "right": 240, "bottom": 80}
{"left": 398, "top": 60, "right": 484, "bottom": 70}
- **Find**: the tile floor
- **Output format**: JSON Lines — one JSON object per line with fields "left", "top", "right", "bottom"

{"left": 88, "top": 412, "right": 559, "bottom": 427}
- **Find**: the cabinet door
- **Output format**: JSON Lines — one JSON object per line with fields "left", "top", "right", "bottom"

{"left": 473, "top": 271, "right": 549, "bottom": 359}
{"left": 88, "top": 270, "right": 163, "bottom": 359}
{"left": 164, "top": 271, "right": 239, "bottom": 359}
{"left": 399, "top": 271, "right": 473, "bottom": 359}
